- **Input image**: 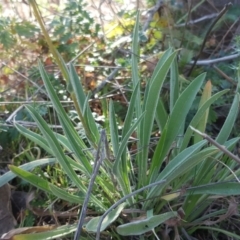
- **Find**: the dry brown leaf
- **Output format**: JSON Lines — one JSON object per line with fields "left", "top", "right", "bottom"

{"left": 1, "top": 226, "right": 56, "bottom": 239}
{"left": 203, "top": 198, "right": 238, "bottom": 226}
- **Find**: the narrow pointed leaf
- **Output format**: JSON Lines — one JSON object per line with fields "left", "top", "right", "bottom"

{"left": 0, "top": 158, "right": 56, "bottom": 188}
{"left": 117, "top": 211, "right": 177, "bottom": 236}
{"left": 216, "top": 93, "right": 240, "bottom": 144}
{"left": 194, "top": 80, "right": 212, "bottom": 144}
{"left": 180, "top": 89, "right": 229, "bottom": 150}
{"left": 150, "top": 73, "right": 206, "bottom": 179}
{"left": 139, "top": 49, "right": 177, "bottom": 185}
{"left": 85, "top": 203, "right": 126, "bottom": 232}
{"left": 8, "top": 165, "right": 83, "bottom": 203}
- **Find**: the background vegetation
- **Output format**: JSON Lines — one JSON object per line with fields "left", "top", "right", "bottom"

{"left": 0, "top": 0, "right": 240, "bottom": 239}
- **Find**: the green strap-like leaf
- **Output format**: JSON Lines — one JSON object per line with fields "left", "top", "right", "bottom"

{"left": 180, "top": 89, "right": 229, "bottom": 150}
{"left": 150, "top": 73, "right": 206, "bottom": 180}
{"left": 117, "top": 211, "right": 177, "bottom": 236}
{"left": 85, "top": 203, "right": 126, "bottom": 232}
{"left": 139, "top": 49, "right": 177, "bottom": 186}
{"left": 8, "top": 165, "right": 83, "bottom": 203}
{"left": 0, "top": 158, "right": 56, "bottom": 188}
{"left": 216, "top": 93, "right": 240, "bottom": 144}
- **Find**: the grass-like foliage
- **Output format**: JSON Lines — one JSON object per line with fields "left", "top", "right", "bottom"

{"left": 1, "top": 8, "right": 240, "bottom": 240}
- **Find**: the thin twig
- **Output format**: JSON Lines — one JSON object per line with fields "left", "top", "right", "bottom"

{"left": 0, "top": 62, "right": 46, "bottom": 96}
{"left": 113, "top": 79, "right": 129, "bottom": 105}
{"left": 215, "top": 159, "right": 240, "bottom": 183}
{"left": 53, "top": 43, "right": 95, "bottom": 78}
{"left": 210, "top": 17, "right": 240, "bottom": 58}
{"left": 74, "top": 130, "right": 107, "bottom": 240}
{"left": 6, "top": 105, "right": 25, "bottom": 124}
{"left": 188, "top": 52, "right": 240, "bottom": 65}
{"left": 127, "top": 180, "right": 240, "bottom": 210}
{"left": 70, "top": 43, "right": 94, "bottom": 65}
{"left": 187, "top": 3, "right": 232, "bottom": 76}
{"left": 95, "top": 179, "right": 166, "bottom": 240}
{"left": 213, "top": 65, "right": 237, "bottom": 86}
{"left": 91, "top": 67, "right": 121, "bottom": 97}
{"left": 175, "top": 13, "right": 219, "bottom": 27}
{"left": 190, "top": 126, "right": 240, "bottom": 165}
{"left": 10, "top": 120, "right": 64, "bottom": 129}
